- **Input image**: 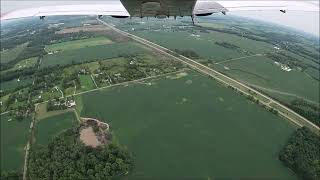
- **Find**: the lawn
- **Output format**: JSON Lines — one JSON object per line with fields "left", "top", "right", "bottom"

{"left": 35, "top": 111, "right": 77, "bottom": 145}
{"left": 45, "top": 37, "right": 113, "bottom": 52}
{"left": 41, "top": 42, "right": 148, "bottom": 68}
{"left": 0, "top": 43, "right": 28, "bottom": 64}
{"left": 1, "top": 115, "right": 31, "bottom": 171}
{"left": 79, "top": 75, "right": 96, "bottom": 91}
{"left": 78, "top": 71, "right": 297, "bottom": 179}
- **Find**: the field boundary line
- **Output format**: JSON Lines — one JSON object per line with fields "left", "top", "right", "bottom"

{"left": 91, "top": 74, "right": 98, "bottom": 88}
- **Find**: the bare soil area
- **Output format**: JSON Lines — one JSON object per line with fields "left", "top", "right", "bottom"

{"left": 56, "top": 25, "right": 109, "bottom": 34}
{"left": 80, "top": 127, "right": 101, "bottom": 148}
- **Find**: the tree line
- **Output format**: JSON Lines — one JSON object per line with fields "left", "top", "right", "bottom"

{"left": 28, "top": 126, "right": 133, "bottom": 179}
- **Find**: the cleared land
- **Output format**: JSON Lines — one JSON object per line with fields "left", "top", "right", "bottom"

{"left": 55, "top": 25, "right": 109, "bottom": 34}
{"left": 1, "top": 115, "right": 31, "bottom": 171}
{"left": 41, "top": 42, "right": 148, "bottom": 68}
{"left": 79, "top": 75, "right": 95, "bottom": 91}
{"left": 0, "top": 77, "right": 33, "bottom": 92}
{"left": 0, "top": 43, "right": 28, "bottom": 64}
{"left": 78, "top": 71, "right": 297, "bottom": 179}
{"left": 45, "top": 37, "right": 112, "bottom": 52}
{"left": 35, "top": 111, "right": 76, "bottom": 145}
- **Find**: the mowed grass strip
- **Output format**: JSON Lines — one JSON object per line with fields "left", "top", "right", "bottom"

{"left": 41, "top": 42, "right": 148, "bottom": 68}
{"left": 45, "top": 37, "right": 113, "bottom": 52}
{"left": 1, "top": 115, "right": 31, "bottom": 171}
{"left": 35, "top": 111, "right": 77, "bottom": 145}
{"left": 79, "top": 71, "right": 297, "bottom": 179}
{"left": 0, "top": 43, "right": 29, "bottom": 64}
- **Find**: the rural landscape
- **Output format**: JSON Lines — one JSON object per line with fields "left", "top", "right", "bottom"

{"left": 1, "top": 14, "right": 319, "bottom": 179}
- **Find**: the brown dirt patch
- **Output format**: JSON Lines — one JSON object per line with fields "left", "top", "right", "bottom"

{"left": 80, "top": 127, "right": 101, "bottom": 148}
{"left": 56, "top": 25, "right": 109, "bottom": 34}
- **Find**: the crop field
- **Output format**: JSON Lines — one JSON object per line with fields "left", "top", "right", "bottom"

{"left": 41, "top": 42, "right": 148, "bottom": 68}
{"left": 45, "top": 37, "right": 113, "bottom": 52}
{"left": 79, "top": 75, "right": 95, "bottom": 91}
{"left": 133, "top": 30, "right": 275, "bottom": 62}
{"left": 0, "top": 43, "right": 28, "bottom": 64}
{"left": 35, "top": 111, "right": 77, "bottom": 145}
{"left": 214, "top": 56, "right": 319, "bottom": 103}
{"left": 0, "top": 77, "right": 33, "bottom": 92}
{"left": 1, "top": 114, "right": 31, "bottom": 171}
{"left": 77, "top": 71, "right": 297, "bottom": 179}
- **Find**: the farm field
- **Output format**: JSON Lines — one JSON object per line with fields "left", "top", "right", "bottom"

{"left": 1, "top": 114, "right": 31, "bottom": 171}
{"left": 45, "top": 37, "right": 113, "bottom": 52}
{"left": 0, "top": 43, "right": 28, "bottom": 64}
{"left": 41, "top": 42, "right": 148, "bottom": 68}
{"left": 214, "top": 56, "right": 319, "bottom": 103}
{"left": 77, "top": 71, "right": 297, "bottom": 179}
{"left": 132, "top": 30, "right": 275, "bottom": 62}
{"left": 35, "top": 111, "right": 77, "bottom": 145}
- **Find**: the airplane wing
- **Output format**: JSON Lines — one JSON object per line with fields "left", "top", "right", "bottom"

{"left": 1, "top": 1, "right": 130, "bottom": 20}
{"left": 1, "top": 0, "right": 319, "bottom": 20}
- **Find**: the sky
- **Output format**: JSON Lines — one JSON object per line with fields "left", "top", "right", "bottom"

{"left": 230, "top": 10, "right": 319, "bottom": 36}
{"left": 1, "top": 0, "right": 319, "bottom": 36}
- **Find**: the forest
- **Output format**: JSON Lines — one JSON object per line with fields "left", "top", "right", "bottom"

{"left": 279, "top": 127, "right": 320, "bottom": 180}
{"left": 28, "top": 126, "right": 133, "bottom": 179}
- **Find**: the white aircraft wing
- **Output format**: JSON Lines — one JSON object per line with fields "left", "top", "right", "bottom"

{"left": 194, "top": 1, "right": 319, "bottom": 15}
{"left": 1, "top": 1, "right": 129, "bottom": 20}
{"left": 1, "top": 0, "right": 319, "bottom": 20}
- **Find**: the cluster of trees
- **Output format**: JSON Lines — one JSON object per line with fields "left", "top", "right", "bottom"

{"left": 174, "top": 49, "right": 200, "bottom": 58}
{"left": 287, "top": 99, "right": 320, "bottom": 127}
{"left": 279, "top": 127, "right": 320, "bottom": 180}
{"left": 215, "top": 42, "right": 239, "bottom": 50}
{"left": 28, "top": 126, "right": 133, "bottom": 179}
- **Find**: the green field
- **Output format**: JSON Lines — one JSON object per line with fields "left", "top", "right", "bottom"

{"left": 35, "top": 111, "right": 76, "bottom": 145}
{"left": 78, "top": 71, "right": 297, "bottom": 179}
{"left": 45, "top": 37, "right": 113, "bottom": 52}
{"left": 41, "top": 42, "right": 148, "bottom": 68}
{"left": 214, "top": 56, "right": 319, "bottom": 103}
{"left": 0, "top": 77, "right": 33, "bottom": 92}
{"left": 79, "top": 75, "right": 96, "bottom": 91}
{"left": 133, "top": 31, "right": 274, "bottom": 62}
{"left": 0, "top": 43, "right": 28, "bottom": 64}
{"left": 1, "top": 115, "right": 31, "bottom": 171}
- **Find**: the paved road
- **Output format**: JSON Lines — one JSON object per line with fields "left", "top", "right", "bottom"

{"left": 98, "top": 18, "right": 319, "bottom": 135}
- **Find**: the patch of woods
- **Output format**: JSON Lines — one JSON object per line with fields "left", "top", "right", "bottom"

{"left": 174, "top": 49, "right": 200, "bottom": 58}
{"left": 283, "top": 99, "right": 320, "bottom": 127}
{"left": 28, "top": 125, "right": 133, "bottom": 179}
{"left": 279, "top": 127, "right": 320, "bottom": 180}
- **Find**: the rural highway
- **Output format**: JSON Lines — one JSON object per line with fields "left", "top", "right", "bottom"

{"left": 98, "top": 18, "right": 320, "bottom": 135}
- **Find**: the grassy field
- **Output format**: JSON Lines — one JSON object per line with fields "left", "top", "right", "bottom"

{"left": 1, "top": 115, "right": 31, "bottom": 171}
{"left": 0, "top": 77, "right": 33, "bottom": 92}
{"left": 79, "top": 75, "right": 96, "bottom": 91}
{"left": 0, "top": 43, "right": 28, "bottom": 64}
{"left": 45, "top": 37, "right": 113, "bottom": 52}
{"left": 133, "top": 30, "right": 274, "bottom": 62}
{"left": 214, "top": 56, "right": 319, "bottom": 103}
{"left": 77, "top": 71, "right": 297, "bottom": 179}
{"left": 41, "top": 42, "right": 148, "bottom": 68}
{"left": 35, "top": 111, "right": 76, "bottom": 145}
